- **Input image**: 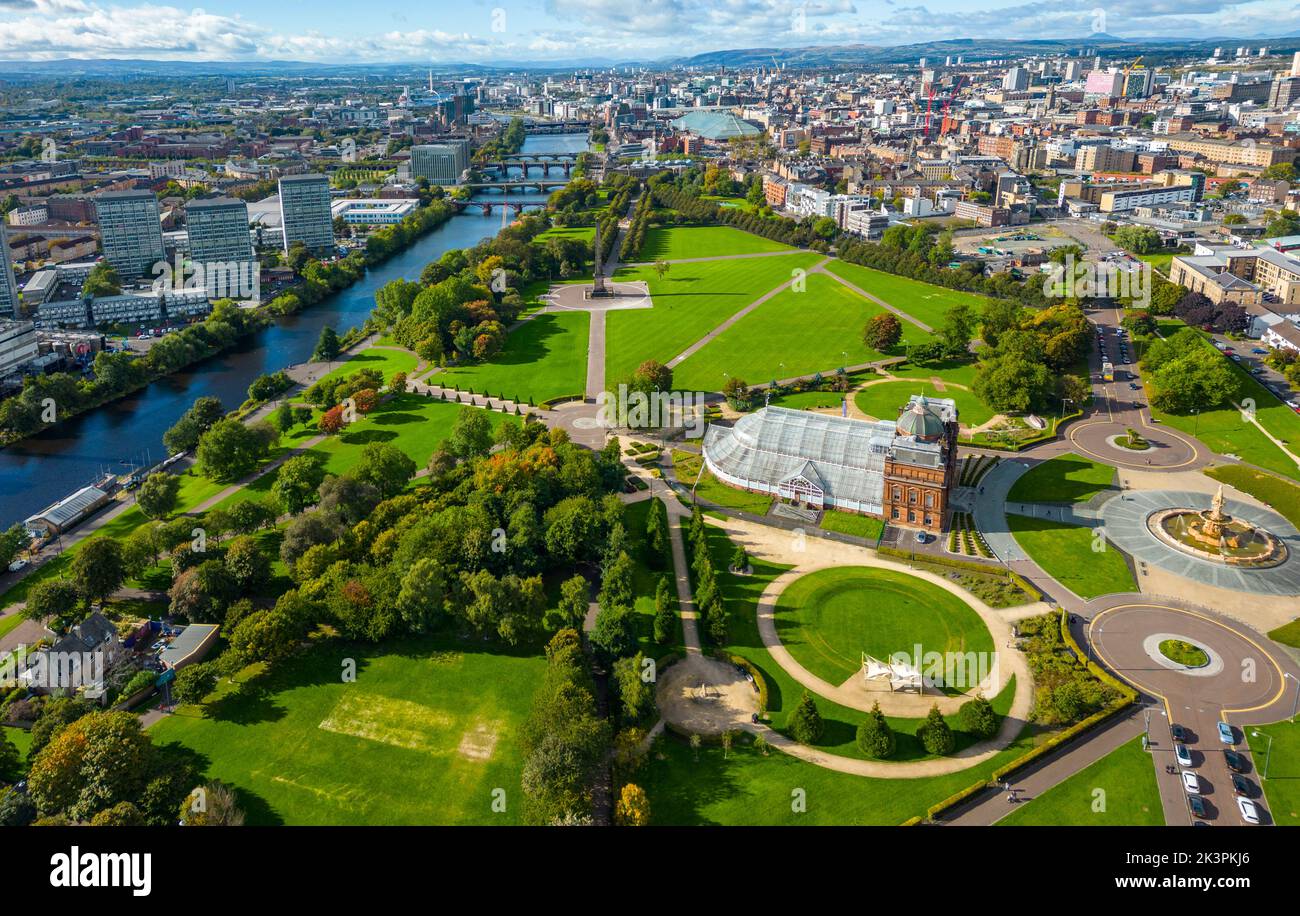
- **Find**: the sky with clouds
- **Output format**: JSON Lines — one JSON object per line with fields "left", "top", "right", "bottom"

{"left": 0, "top": 0, "right": 1296, "bottom": 63}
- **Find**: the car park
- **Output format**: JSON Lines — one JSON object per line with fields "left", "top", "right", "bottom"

{"left": 1181, "top": 771, "right": 1200, "bottom": 794}
{"left": 1175, "top": 743, "right": 1193, "bottom": 767}
{"left": 1224, "top": 748, "right": 1246, "bottom": 772}
{"left": 1218, "top": 721, "right": 1236, "bottom": 745}
{"left": 1237, "top": 797, "right": 1260, "bottom": 824}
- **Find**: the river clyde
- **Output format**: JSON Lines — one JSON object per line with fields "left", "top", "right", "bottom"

{"left": 0, "top": 132, "right": 588, "bottom": 528}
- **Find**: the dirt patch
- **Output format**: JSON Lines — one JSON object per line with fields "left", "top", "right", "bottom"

{"left": 456, "top": 721, "right": 501, "bottom": 761}
{"left": 655, "top": 655, "right": 759, "bottom": 736}
{"left": 319, "top": 692, "right": 454, "bottom": 751}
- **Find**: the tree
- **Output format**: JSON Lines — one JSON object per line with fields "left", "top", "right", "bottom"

{"left": 644, "top": 498, "right": 668, "bottom": 567}
{"left": 179, "top": 780, "right": 245, "bottom": 826}
{"left": 82, "top": 262, "right": 122, "bottom": 297}
{"left": 0, "top": 523, "right": 30, "bottom": 570}
{"left": 0, "top": 729, "right": 22, "bottom": 782}
{"left": 614, "top": 783, "right": 650, "bottom": 826}
{"left": 318, "top": 404, "right": 346, "bottom": 434}
{"left": 353, "top": 442, "right": 417, "bottom": 498}
{"left": 856, "top": 701, "right": 896, "bottom": 758}
{"left": 272, "top": 453, "right": 326, "bottom": 514}
{"left": 721, "top": 375, "right": 752, "bottom": 410}
{"left": 918, "top": 704, "right": 955, "bottom": 755}
{"left": 788, "top": 691, "right": 824, "bottom": 745}
{"left": 589, "top": 604, "right": 635, "bottom": 665}
{"left": 22, "top": 577, "right": 80, "bottom": 623}
{"left": 959, "top": 694, "right": 998, "bottom": 739}
{"left": 939, "top": 302, "right": 976, "bottom": 356}
{"left": 612, "top": 652, "right": 655, "bottom": 725}
{"left": 163, "top": 395, "right": 226, "bottom": 454}
{"left": 171, "top": 662, "right": 218, "bottom": 706}
{"left": 652, "top": 576, "right": 676, "bottom": 644}
{"left": 448, "top": 407, "right": 494, "bottom": 460}
{"left": 136, "top": 471, "right": 181, "bottom": 520}
{"left": 71, "top": 537, "right": 126, "bottom": 605}
{"left": 312, "top": 326, "right": 341, "bottom": 362}
{"left": 271, "top": 400, "right": 296, "bottom": 434}
{"left": 196, "top": 418, "right": 272, "bottom": 483}
{"left": 27, "top": 710, "right": 151, "bottom": 821}
{"left": 863, "top": 312, "right": 903, "bottom": 352}
{"left": 224, "top": 535, "right": 270, "bottom": 592}
{"left": 652, "top": 259, "right": 670, "bottom": 281}
{"left": 548, "top": 574, "right": 589, "bottom": 631}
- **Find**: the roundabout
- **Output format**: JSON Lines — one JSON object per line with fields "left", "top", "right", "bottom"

{"left": 1069, "top": 417, "right": 1200, "bottom": 469}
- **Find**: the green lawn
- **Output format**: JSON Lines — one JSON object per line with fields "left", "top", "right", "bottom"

{"left": 3, "top": 725, "right": 31, "bottom": 765}
{"left": 436, "top": 311, "right": 589, "bottom": 405}
{"left": 1007, "top": 453, "right": 1117, "bottom": 504}
{"left": 308, "top": 347, "right": 420, "bottom": 391}
{"left": 671, "top": 449, "right": 773, "bottom": 515}
{"left": 767, "top": 389, "right": 851, "bottom": 410}
{"left": 773, "top": 566, "right": 995, "bottom": 690}
{"left": 622, "top": 497, "right": 681, "bottom": 657}
{"left": 638, "top": 226, "right": 793, "bottom": 261}
{"left": 148, "top": 634, "right": 546, "bottom": 825}
{"left": 823, "top": 259, "right": 992, "bottom": 332}
{"left": 855, "top": 379, "right": 994, "bottom": 428}
{"left": 1008, "top": 515, "right": 1138, "bottom": 600}
{"left": 533, "top": 226, "right": 594, "bottom": 244}
{"left": 1247, "top": 723, "right": 1300, "bottom": 827}
{"left": 997, "top": 737, "right": 1163, "bottom": 826}
{"left": 1268, "top": 619, "right": 1300, "bottom": 649}
{"left": 820, "top": 510, "right": 885, "bottom": 542}
{"left": 605, "top": 251, "right": 823, "bottom": 388}
{"left": 641, "top": 725, "right": 1037, "bottom": 825}
{"left": 672, "top": 272, "right": 930, "bottom": 392}
{"left": 212, "top": 396, "right": 516, "bottom": 513}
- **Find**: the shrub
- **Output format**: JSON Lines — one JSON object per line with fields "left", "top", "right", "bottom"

{"left": 788, "top": 691, "right": 824, "bottom": 745}
{"left": 856, "top": 701, "right": 896, "bottom": 759}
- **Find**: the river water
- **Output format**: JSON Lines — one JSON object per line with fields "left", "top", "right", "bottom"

{"left": 0, "top": 132, "right": 588, "bottom": 527}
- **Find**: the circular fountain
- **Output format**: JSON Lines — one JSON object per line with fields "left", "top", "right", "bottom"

{"left": 1147, "top": 485, "right": 1288, "bottom": 568}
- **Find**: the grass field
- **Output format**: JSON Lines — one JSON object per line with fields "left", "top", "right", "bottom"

{"left": 638, "top": 226, "right": 793, "bottom": 261}
{"left": 820, "top": 510, "right": 885, "bottom": 542}
{"left": 997, "top": 737, "right": 1163, "bottom": 826}
{"left": 767, "top": 389, "right": 851, "bottom": 410}
{"left": 855, "top": 379, "right": 994, "bottom": 428}
{"left": 1008, "top": 515, "right": 1138, "bottom": 600}
{"left": 671, "top": 272, "right": 930, "bottom": 392}
{"left": 436, "top": 311, "right": 589, "bottom": 405}
{"left": 773, "top": 566, "right": 995, "bottom": 690}
{"left": 1007, "top": 453, "right": 1117, "bottom": 504}
{"left": 533, "top": 226, "right": 594, "bottom": 244}
{"left": 605, "top": 251, "right": 823, "bottom": 387}
{"left": 308, "top": 347, "right": 420, "bottom": 392}
{"left": 148, "top": 634, "right": 546, "bottom": 825}
{"left": 823, "top": 259, "right": 992, "bottom": 332}
{"left": 671, "top": 449, "right": 773, "bottom": 515}
{"left": 1247, "top": 723, "right": 1300, "bottom": 827}
{"left": 640, "top": 725, "right": 1037, "bottom": 825}
{"left": 2, "top": 725, "right": 30, "bottom": 766}
{"left": 213, "top": 396, "right": 516, "bottom": 512}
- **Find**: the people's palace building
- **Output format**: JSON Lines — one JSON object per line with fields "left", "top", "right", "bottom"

{"left": 701, "top": 396, "right": 959, "bottom": 532}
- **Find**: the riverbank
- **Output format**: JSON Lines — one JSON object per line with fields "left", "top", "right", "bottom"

{"left": 0, "top": 195, "right": 460, "bottom": 452}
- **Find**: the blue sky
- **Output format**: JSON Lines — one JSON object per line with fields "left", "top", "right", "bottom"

{"left": 0, "top": 0, "right": 1296, "bottom": 62}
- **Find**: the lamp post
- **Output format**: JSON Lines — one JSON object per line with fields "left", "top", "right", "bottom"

{"left": 1252, "top": 730, "right": 1274, "bottom": 780}
{"left": 1287, "top": 672, "right": 1299, "bottom": 722}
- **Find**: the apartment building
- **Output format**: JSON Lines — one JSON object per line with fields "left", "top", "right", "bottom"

{"left": 95, "top": 190, "right": 166, "bottom": 280}
{"left": 1170, "top": 244, "right": 1300, "bottom": 307}
{"left": 1163, "top": 134, "right": 1296, "bottom": 169}
{"left": 185, "top": 197, "right": 256, "bottom": 299}
{"left": 0, "top": 222, "right": 20, "bottom": 319}
{"left": 0, "top": 319, "right": 37, "bottom": 374}
{"left": 277, "top": 174, "right": 334, "bottom": 256}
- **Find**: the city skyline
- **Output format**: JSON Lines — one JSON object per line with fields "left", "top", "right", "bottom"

{"left": 0, "top": 0, "right": 1299, "bottom": 64}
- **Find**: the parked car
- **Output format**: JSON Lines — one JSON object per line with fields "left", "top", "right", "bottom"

{"left": 1181, "top": 770, "right": 1200, "bottom": 794}
{"left": 1251, "top": 348, "right": 1268, "bottom": 355}
{"left": 1224, "top": 748, "right": 1246, "bottom": 772}
{"left": 1218, "top": 721, "right": 1236, "bottom": 745}
{"left": 1231, "top": 773, "right": 1252, "bottom": 797}
{"left": 1175, "top": 743, "right": 1193, "bottom": 768}
{"left": 1188, "top": 794, "right": 1207, "bottom": 818}
{"left": 1171, "top": 724, "right": 1188, "bottom": 742}
{"left": 1237, "top": 797, "right": 1260, "bottom": 824}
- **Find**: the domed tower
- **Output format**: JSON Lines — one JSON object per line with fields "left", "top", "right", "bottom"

{"left": 882, "top": 395, "right": 960, "bottom": 533}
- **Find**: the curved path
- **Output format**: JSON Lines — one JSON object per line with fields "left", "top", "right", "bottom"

{"left": 685, "top": 513, "right": 1037, "bottom": 778}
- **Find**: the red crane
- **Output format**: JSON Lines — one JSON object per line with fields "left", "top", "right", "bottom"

{"left": 938, "top": 75, "right": 968, "bottom": 138}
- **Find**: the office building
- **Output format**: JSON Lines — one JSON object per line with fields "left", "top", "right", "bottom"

{"left": 277, "top": 174, "right": 334, "bottom": 256}
{"left": 95, "top": 190, "right": 166, "bottom": 280}
{"left": 409, "top": 140, "right": 471, "bottom": 185}
{"left": 1002, "top": 67, "right": 1030, "bottom": 92}
{"left": 0, "top": 222, "right": 20, "bottom": 318}
{"left": 185, "top": 197, "right": 256, "bottom": 299}
{"left": 0, "top": 319, "right": 37, "bottom": 375}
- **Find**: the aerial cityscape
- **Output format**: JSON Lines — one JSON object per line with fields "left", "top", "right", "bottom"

{"left": 0, "top": 0, "right": 1298, "bottom": 870}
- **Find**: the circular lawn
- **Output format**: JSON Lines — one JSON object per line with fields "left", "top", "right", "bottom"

{"left": 853, "top": 381, "right": 993, "bottom": 428}
{"left": 773, "top": 567, "right": 995, "bottom": 692}
{"left": 1158, "top": 638, "right": 1210, "bottom": 668}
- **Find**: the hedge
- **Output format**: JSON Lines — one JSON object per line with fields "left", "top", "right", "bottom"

{"left": 924, "top": 609, "right": 1138, "bottom": 822}
{"left": 540, "top": 394, "right": 585, "bottom": 410}
{"left": 876, "top": 546, "right": 1043, "bottom": 601}
{"left": 709, "top": 649, "right": 769, "bottom": 716}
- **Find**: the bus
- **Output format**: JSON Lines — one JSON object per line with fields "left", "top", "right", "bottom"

{"left": 1102, "top": 360, "right": 1114, "bottom": 382}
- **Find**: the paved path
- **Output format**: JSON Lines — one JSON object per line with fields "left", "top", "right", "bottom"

{"left": 585, "top": 309, "right": 606, "bottom": 401}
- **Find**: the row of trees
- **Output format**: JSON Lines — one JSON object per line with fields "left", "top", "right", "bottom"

{"left": 1140, "top": 326, "right": 1238, "bottom": 414}
{"left": 686, "top": 506, "right": 729, "bottom": 645}
{"left": 970, "top": 302, "right": 1092, "bottom": 415}
{"left": 618, "top": 190, "right": 654, "bottom": 263}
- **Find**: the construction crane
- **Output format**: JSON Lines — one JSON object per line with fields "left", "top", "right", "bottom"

{"left": 938, "top": 75, "right": 968, "bottom": 137}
